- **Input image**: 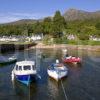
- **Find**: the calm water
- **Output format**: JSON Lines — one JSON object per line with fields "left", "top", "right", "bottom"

{"left": 0, "top": 48, "right": 100, "bottom": 100}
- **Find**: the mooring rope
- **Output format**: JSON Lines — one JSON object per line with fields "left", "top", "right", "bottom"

{"left": 61, "top": 80, "right": 69, "bottom": 100}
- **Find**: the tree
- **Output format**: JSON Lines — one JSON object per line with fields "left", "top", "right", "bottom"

{"left": 33, "top": 21, "right": 43, "bottom": 34}
{"left": 42, "top": 17, "right": 53, "bottom": 35}
{"left": 53, "top": 11, "right": 66, "bottom": 37}
{"left": 95, "top": 22, "right": 100, "bottom": 30}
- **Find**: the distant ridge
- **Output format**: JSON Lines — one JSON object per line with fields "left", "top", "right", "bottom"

{"left": 11, "top": 19, "right": 37, "bottom": 24}
{"left": 2, "top": 19, "right": 37, "bottom": 25}
{"left": 63, "top": 8, "right": 100, "bottom": 21}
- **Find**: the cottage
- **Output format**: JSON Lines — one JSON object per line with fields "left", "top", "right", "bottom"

{"left": 89, "top": 36, "right": 100, "bottom": 41}
{"left": 31, "top": 33, "right": 43, "bottom": 41}
{"left": 67, "top": 34, "right": 76, "bottom": 40}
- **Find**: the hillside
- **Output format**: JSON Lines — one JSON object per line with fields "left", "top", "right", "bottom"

{"left": 10, "top": 19, "right": 37, "bottom": 24}
{"left": 63, "top": 8, "right": 100, "bottom": 21}
{"left": 1, "top": 19, "right": 38, "bottom": 25}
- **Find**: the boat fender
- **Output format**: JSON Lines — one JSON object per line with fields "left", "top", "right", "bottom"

{"left": 11, "top": 71, "right": 14, "bottom": 81}
{"left": 56, "top": 59, "right": 59, "bottom": 64}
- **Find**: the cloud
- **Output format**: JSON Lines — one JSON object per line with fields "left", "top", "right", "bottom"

{"left": 0, "top": 12, "right": 52, "bottom": 24}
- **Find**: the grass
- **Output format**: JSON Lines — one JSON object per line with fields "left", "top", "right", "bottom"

{"left": 43, "top": 37, "right": 100, "bottom": 45}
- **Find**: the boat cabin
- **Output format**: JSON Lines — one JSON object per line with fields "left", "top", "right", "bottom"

{"left": 14, "top": 61, "right": 36, "bottom": 72}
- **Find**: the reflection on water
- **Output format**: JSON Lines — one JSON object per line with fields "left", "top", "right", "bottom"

{"left": 48, "top": 78, "right": 61, "bottom": 100}
{"left": 13, "top": 80, "right": 38, "bottom": 100}
{"left": 0, "top": 48, "right": 100, "bottom": 100}
{"left": 14, "top": 81, "right": 29, "bottom": 97}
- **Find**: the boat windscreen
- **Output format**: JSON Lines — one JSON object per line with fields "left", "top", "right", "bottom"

{"left": 16, "top": 65, "right": 22, "bottom": 70}
{"left": 23, "top": 65, "right": 31, "bottom": 70}
{"left": 32, "top": 65, "right": 35, "bottom": 70}
{"left": 19, "top": 66, "right": 22, "bottom": 70}
{"left": 16, "top": 65, "right": 18, "bottom": 70}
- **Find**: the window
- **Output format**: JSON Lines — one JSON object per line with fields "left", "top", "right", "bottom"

{"left": 16, "top": 65, "right": 18, "bottom": 70}
{"left": 19, "top": 66, "right": 22, "bottom": 70}
{"left": 24, "top": 65, "right": 31, "bottom": 70}
{"left": 32, "top": 65, "right": 35, "bottom": 70}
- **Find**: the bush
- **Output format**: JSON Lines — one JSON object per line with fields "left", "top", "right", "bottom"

{"left": 43, "top": 35, "right": 54, "bottom": 45}
{"left": 78, "top": 34, "right": 89, "bottom": 40}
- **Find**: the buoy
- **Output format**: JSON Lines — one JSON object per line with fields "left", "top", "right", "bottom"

{"left": 56, "top": 59, "right": 59, "bottom": 64}
{"left": 62, "top": 49, "right": 68, "bottom": 53}
{"left": 11, "top": 71, "right": 14, "bottom": 81}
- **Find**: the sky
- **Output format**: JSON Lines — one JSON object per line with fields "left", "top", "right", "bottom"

{"left": 0, "top": 0, "right": 100, "bottom": 23}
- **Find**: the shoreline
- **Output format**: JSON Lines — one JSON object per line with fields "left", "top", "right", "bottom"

{"left": 31, "top": 43, "right": 100, "bottom": 51}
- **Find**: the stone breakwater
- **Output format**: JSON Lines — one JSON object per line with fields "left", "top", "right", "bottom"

{"left": 0, "top": 42, "right": 36, "bottom": 53}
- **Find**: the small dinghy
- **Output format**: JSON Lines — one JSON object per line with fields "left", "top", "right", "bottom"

{"left": 11, "top": 61, "right": 37, "bottom": 86}
{"left": 0, "top": 56, "right": 17, "bottom": 65}
{"left": 47, "top": 59, "right": 68, "bottom": 81}
{"left": 62, "top": 56, "right": 81, "bottom": 63}
{"left": 62, "top": 49, "right": 81, "bottom": 64}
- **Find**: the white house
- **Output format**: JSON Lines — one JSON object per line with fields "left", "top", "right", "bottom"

{"left": 67, "top": 34, "right": 76, "bottom": 40}
{"left": 10, "top": 37, "right": 19, "bottom": 42}
{"left": 0, "top": 36, "right": 19, "bottom": 42}
{"left": 89, "top": 36, "right": 100, "bottom": 41}
{"left": 31, "top": 33, "right": 43, "bottom": 41}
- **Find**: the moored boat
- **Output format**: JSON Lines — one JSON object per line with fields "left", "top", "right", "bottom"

{"left": 11, "top": 61, "right": 37, "bottom": 86}
{"left": 62, "top": 56, "right": 81, "bottom": 63}
{"left": 0, "top": 56, "right": 17, "bottom": 65}
{"left": 47, "top": 60, "right": 68, "bottom": 81}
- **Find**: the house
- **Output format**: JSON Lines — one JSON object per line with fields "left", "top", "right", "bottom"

{"left": 89, "top": 36, "right": 100, "bottom": 41}
{"left": 67, "top": 34, "right": 76, "bottom": 40}
{"left": 0, "top": 36, "right": 18, "bottom": 42}
{"left": 31, "top": 33, "right": 43, "bottom": 41}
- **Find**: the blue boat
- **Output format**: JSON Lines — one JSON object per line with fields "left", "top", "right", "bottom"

{"left": 12, "top": 61, "right": 37, "bottom": 86}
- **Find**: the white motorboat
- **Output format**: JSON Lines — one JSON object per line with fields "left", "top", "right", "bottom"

{"left": 47, "top": 60, "right": 68, "bottom": 81}
{"left": 11, "top": 60, "right": 37, "bottom": 85}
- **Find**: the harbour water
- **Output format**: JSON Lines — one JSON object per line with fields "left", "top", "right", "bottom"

{"left": 0, "top": 48, "right": 100, "bottom": 100}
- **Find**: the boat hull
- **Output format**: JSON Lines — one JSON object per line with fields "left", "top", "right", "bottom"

{"left": 63, "top": 57, "right": 81, "bottom": 63}
{"left": 47, "top": 69, "right": 68, "bottom": 81}
{"left": 15, "top": 74, "right": 36, "bottom": 85}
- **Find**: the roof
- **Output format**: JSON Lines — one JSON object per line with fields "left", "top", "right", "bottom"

{"left": 16, "top": 61, "right": 35, "bottom": 66}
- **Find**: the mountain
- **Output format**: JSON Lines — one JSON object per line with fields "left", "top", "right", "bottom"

{"left": 1, "top": 19, "right": 38, "bottom": 25}
{"left": 10, "top": 19, "right": 37, "bottom": 24}
{"left": 1, "top": 9, "right": 100, "bottom": 25}
{"left": 63, "top": 8, "right": 100, "bottom": 21}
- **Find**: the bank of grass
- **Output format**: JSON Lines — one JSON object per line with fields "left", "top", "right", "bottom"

{"left": 43, "top": 37, "right": 100, "bottom": 45}
{"left": 65, "top": 40, "right": 100, "bottom": 45}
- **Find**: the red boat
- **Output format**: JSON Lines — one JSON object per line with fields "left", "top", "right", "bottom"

{"left": 63, "top": 56, "right": 81, "bottom": 63}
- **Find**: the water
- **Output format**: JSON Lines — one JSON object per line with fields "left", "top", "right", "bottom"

{"left": 0, "top": 48, "right": 100, "bottom": 100}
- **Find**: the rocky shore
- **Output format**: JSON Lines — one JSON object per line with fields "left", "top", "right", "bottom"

{"left": 32, "top": 43, "right": 100, "bottom": 51}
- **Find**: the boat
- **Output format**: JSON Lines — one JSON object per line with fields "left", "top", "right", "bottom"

{"left": 62, "top": 56, "right": 81, "bottom": 63}
{"left": 47, "top": 60, "right": 68, "bottom": 81}
{"left": 0, "top": 56, "right": 17, "bottom": 65}
{"left": 11, "top": 61, "right": 37, "bottom": 86}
